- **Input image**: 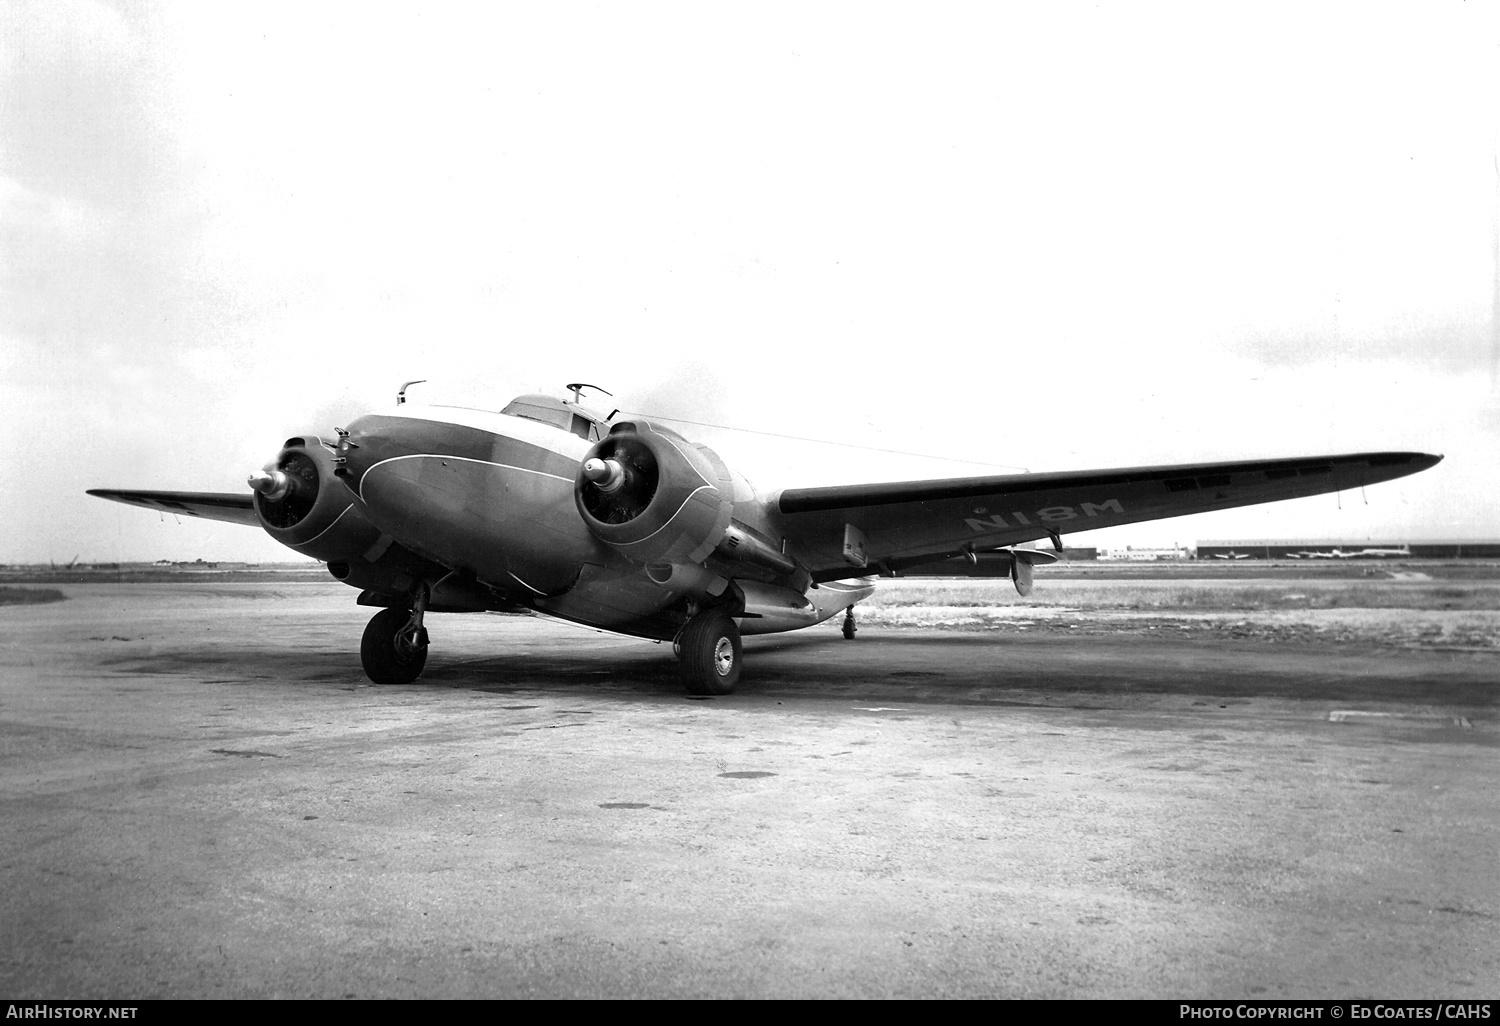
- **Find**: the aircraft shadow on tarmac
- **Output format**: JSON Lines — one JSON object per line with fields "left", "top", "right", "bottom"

{"left": 97, "top": 628, "right": 1498, "bottom": 711}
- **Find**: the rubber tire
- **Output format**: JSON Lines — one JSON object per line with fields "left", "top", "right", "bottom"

{"left": 360, "top": 606, "right": 429, "bottom": 685}
{"left": 842, "top": 619, "right": 857, "bottom": 640}
{"left": 678, "top": 611, "right": 742, "bottom": 696}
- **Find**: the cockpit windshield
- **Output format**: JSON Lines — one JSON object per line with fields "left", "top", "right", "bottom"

{"left": 500, "top": 395, "right": 608, "bottom": 441}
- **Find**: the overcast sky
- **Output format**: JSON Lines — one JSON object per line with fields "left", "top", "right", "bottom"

{"left": 4, "top": 1, "right": 1498, "bottom": 563}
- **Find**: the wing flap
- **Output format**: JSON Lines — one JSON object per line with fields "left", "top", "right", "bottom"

{"left": 779, "top": 451, "right": 1441, "bottom": 579}
{"left": 87, "top": 489, "right": 260, "bottom": 527}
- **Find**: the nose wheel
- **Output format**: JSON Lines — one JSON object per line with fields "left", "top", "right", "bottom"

{"left": 676, "top": 610, "right": 742, "bottom": 695}
{"left": 360, "top": 587, "right": 430, "bottom": 684}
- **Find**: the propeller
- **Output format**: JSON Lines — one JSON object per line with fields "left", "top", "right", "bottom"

{"left": 578, "top": 433, "right": 659, "bottom": 525}
{"left": 248, "top": 449, "right": 321, "bottom": 528}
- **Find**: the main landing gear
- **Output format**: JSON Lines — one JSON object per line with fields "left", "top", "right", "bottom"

{"left": 675, "top": 610, "right": 742, "bottom": 696}
{"left": 360, "top": 586, "right": 429, "bottom": 685}
{"left": 842, "top": 605, "right": 857, "bottom": 640}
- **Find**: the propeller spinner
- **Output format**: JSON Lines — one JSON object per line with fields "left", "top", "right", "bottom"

{"left": 578, "top": 433, "right": 659, "bottom": 525}
{"left": 582, "top": 457, "right": 627, "bottom": 493}
{"left": 247, "top": 469, "right": 291, "bottom": 502}
{"left": 247, "top": 449, "right": 322, "bottom": 528}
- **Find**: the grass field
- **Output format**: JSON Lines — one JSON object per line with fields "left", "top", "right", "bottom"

{"left": 869, "top": 578, "right": 1500, "bottom": 612}
{"left": 860, "top": 566, "right": 1500, "bottom": 650}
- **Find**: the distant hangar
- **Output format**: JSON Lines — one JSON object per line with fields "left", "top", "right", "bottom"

{"left": 1195, "top": 540, "right": 1500, "bottom": 560}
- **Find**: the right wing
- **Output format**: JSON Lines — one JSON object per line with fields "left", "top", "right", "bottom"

{"left": 774, "top": 451, "right": 1442, "bottom": 581}
{"left": 87, "top": 489, "right": 260, "bottom": 527}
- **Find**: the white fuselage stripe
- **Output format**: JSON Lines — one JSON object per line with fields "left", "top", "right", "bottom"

{"left": 359, "top": 453, "right": 573, "bottom": 502}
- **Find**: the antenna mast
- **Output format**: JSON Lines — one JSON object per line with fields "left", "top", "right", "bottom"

{"left": 565, "top": 383, "right": 612, "bottom": 404}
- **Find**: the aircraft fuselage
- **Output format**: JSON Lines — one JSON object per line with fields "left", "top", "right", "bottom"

{"left": 328, "top": 404, "right": 866, "bottom": 641}
{"left": 340, "top": 406, "right": 604, "bottom": 596}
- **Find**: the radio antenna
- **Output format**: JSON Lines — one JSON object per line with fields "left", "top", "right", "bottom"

{"left": 565, "top": 383, "right": 612, "bottom": 404}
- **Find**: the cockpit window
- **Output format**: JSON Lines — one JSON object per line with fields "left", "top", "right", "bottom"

{"left": 504, "top": 402, "right": 571, "bottom": 430}
{"left": 501, "top": 395, "right": 605, "bottom": 441}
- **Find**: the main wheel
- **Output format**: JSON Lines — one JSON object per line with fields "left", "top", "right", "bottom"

{"left": 678, "top": 611, "right": 742, "bottom": 695}
{"left": 360, "top": 606, "right": 429, "bottom": 685}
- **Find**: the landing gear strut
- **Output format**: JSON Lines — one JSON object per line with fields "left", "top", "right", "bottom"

{"left": 360, "top": 585, "right": 429, "bottom": 685}
{"left": 676, "top": 610, "right": 742, "bottom": 695}
{"left": 842, "top": 605, "right": 857, "bottom": 640}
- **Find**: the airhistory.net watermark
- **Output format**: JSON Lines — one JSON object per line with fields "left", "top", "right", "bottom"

{"left": 5, "top": 1007, "right": 137, "bottom": 1020}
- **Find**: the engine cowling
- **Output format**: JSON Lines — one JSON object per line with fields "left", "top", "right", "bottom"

{"left": 574, "top": 419, "right": 734, "bottom": 566}
{"left": 251, "top": 436, "right": 385, "bottom": 562}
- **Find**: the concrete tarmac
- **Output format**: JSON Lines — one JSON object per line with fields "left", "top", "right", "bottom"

{"left": 1, "top": 582, "right": 1496, "bottom": 998}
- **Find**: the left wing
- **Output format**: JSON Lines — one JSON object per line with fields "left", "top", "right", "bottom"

{"left": 774, "top": 451, "right": 1441, "bottom": 582}
{"left": 87, "top": 489, "right": 260, "bottom": 527}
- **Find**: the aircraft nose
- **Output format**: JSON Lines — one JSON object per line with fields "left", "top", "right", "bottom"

{"left": 331, "top": 412, "right": 440, "bottom": 495}
{"left": 331, "top": 418, "right": 384, "bottom": 492}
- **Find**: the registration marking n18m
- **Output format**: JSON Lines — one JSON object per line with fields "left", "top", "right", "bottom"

{"left": 964, "top": 498, "right": 1125, "bottom": 533}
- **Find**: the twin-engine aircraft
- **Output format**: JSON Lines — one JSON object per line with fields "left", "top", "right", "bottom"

{"left": 89, "top": 385, "right": 1441, "bottom": 694}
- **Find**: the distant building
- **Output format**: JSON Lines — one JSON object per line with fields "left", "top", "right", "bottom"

{"left": 1101, "top": 545, "right": 1191, "bottom": 561}
{"left": 1194, "top": 540, "right": 1500, "bottom": 560}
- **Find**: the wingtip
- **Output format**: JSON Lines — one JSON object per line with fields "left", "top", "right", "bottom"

{"left": 1373, "top": 452, "right": 1443, "bottom": 472}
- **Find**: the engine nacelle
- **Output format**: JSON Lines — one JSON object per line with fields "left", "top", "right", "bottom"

{"left": 251, "top": 436, "right": 385, "bottom": 562}
{"left": 574, "top": 419, "right": 734, "bottom": 566}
